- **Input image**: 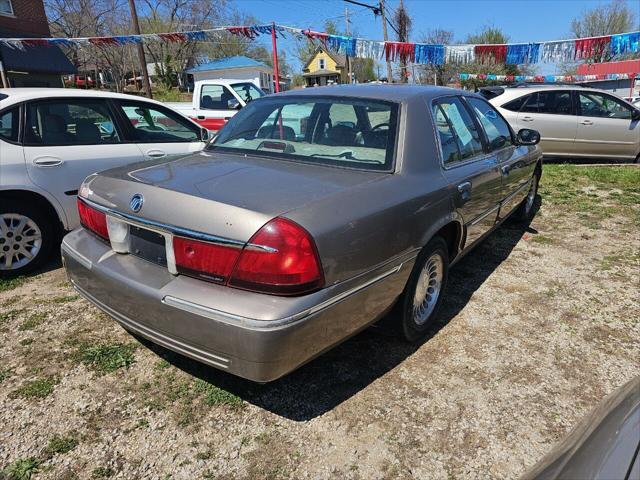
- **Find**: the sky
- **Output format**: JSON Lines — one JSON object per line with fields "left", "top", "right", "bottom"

{"left": 235, "top": 0, "right": 639, "bottom": 75}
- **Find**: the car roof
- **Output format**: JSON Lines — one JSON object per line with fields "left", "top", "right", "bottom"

{"left": 276, "top": 84, "right": 475, "bottom": 102}
{"left": 0, "top": 88, "right": 167, "bottom": 106}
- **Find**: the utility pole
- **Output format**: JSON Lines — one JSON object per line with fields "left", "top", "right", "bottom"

{"left": 128, "top": 0, "right": 152, "bottom": 98}
{"left": 379, "top": 0, "right": 393, "bottom": 83}
{"left": 345, "top": 7, "right": 352, "bottom": 84}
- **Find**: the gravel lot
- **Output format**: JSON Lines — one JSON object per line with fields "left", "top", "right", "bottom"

{"left": 1, "top": 164, "right": 638, "bottom": 480}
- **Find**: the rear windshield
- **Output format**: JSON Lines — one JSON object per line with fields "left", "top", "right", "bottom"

{"left": 208, "top": 96, "right": 399, "bottom": 171}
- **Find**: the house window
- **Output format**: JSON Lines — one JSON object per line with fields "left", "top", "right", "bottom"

{"left": 0, "top": 0, "right": 13, "bottom": 15}
{"left": 318, "top": 58, "right": 325, "bottom": 70}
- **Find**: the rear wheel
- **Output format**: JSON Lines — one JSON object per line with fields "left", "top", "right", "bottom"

{"left": 400, "top": 236, "right": 449, "bottom": 342}
{"left": 0, "top": 200, "right": 54, "bottom": 278}
{"left": 514, "top": 171, "right": 539, "bottom": 224}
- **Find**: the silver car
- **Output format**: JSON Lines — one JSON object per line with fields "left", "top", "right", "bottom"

{"left": 62, "top": 85, "right": 542, "bottom": 382}
{"left": 488, "top": 85, "right": 640, "bottom": 162}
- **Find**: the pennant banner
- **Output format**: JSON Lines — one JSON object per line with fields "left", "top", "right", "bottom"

{"left": 0, "top": 23, "right": 638, "bottom": 67}
{"left": 458, "top": 72, "right": 639, "bottom": 82}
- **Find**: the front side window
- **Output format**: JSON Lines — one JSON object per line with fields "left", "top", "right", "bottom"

{"left": 0, "top": 0, "right": 13, "bottom": 15}
{"left": 200, "top": 85, "right": 234, "bottom": 110}
{"left": 466, "top": 97, "right": 513, "bottom": 151}
{"left": 0, "top": 107, "right": 19, "bottom": 142}
{"left": 432, "top": 97, "right": 484, "bottom": 165}
{"left": 230, "top": 83, "right": 264, "bottom": 104}
{"left": 210, "top": 96, "right": 398, "bottom": 171}
{"left": 118, "top": 102, "right": 200, "bottom": 143}
{"left": 578, "top": 92, "right": 632, "bottom": 119}
{"left": 24, "top": 100, "right": 120, "bottom": 146}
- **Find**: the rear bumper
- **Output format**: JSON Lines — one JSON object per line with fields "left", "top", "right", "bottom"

{"left": 62, "top": 229, "right": 414, "bottom": 382}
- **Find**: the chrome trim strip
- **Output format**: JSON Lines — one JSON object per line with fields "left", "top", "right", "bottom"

{"left": 502, "top": 178, "right": 531, "bottom": 205}
{"left": 469, "top": 203, "right": 500, "bottom": 226}
{"left": 162, "top": 263, "right": 404, "bottom": 331}
{"left": 80, "top": 196, "right": 275, "bottom": 252}
{"left": 61, "top": 241, "right": 93, "bottom": 270}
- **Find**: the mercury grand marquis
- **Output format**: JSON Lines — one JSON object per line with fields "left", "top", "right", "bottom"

{"left": 62, "top": 85, "right": 542, "bottom": 382}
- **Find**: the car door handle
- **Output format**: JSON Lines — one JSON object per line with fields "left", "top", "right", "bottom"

{"left": 146, "top": 151, "right": 166, "bottom": 158}
{"left": 521, "top": 116, "right": 534, "bottom": 122}
{"left": 197, "top": 115, "right": 205, "bottom": 120}
{"left": 33, "top": 157, "right": 64, "bottom": 167}
{"left": 456, "top": 182, "right": 472, "bottom": 206}
{"left": 580, "top": 119, "right": 594, "bottom": 125}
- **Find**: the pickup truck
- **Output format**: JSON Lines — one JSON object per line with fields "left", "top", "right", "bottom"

{"left": 166, "top": 79, "right": 265, "bottom": 132}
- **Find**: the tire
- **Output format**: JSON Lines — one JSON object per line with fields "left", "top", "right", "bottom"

{"left": 514, "top": 171, "right": 540, "bottom": 224}
{"left": 0, "top": 199, "right": 55, "bottom": 278}
{"left": 399, "top": 236, "right": 449, "bottom": 342}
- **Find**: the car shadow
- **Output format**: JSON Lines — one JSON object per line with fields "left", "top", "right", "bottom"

{"left": 138, "top": 197, "right": 542, "bottom": 421}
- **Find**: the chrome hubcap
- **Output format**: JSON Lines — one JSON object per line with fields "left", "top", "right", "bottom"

{"left": 0, "top": 214, "right": 42, "bottom": 270}
{"left": 413, "top": 253, "right": 444, "bottom": 326}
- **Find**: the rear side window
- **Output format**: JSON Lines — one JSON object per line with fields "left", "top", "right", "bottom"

{"left": 200, "top": 85, "right": 234, "bottom": 110}
{"left": 521, "top": 91, "right": 573, "bottom": 115}
{"left": 502, "top": 95, "right": 529, "bottom": 112}
{"left": 466, "top": 97, "right": 513, "bottom": 151}
{"left": 0, "top": 107, "right": 19, "bottom": 143}
{"left": 432, "top": 97, "right": 484, "bottom": 165}
{"left": 118, "top": 102, "right": 200, "bottom": 143}
{"left": 24, "top": 100, "right": 120, "bottom": 146}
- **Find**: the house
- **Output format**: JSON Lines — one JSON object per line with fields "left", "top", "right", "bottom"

{"left": 186, "top": 55, "right": 278, "bottom": 93}
{"left": 0, "top": 0, "right": 75, "bottom": 87}
{"left": 302, "top": 47, "right": 347, "bottom": 87}
{"left": 577, "top": 59, "right": 640, "bottom": 98}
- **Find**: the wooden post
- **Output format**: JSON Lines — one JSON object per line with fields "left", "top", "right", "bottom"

{"left": 379, "top": 0, "right": 393, "bottom": 83}
{"left": 0, "top": 61, "right": 9, "bottom": 88}
{"left": 271, "top": 22, "right": 280, "bottom": 93}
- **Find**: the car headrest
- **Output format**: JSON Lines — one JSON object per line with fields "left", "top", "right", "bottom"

{"left": 76, "top": 119, "right": 102, "bottom": 144}
{"left": 257, "top": 125, "right": 296, "bottom": 141}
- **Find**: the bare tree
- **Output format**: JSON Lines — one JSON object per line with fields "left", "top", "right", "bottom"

{"left": 394, "top": 0, "right": 412, "bottom": 83}
{"left": 417, "top": 29, "right": 456, "bottom": 85}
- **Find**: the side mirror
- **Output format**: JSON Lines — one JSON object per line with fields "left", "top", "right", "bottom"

{"left": 200, "top": 127, "right": 209, "bottom": 142}
{"left": 632, "top": 109, "right": 640, "bottom": 121}
{"left": 227, "top": 99, "right": 241, "bottom": 110}
{"left": 517, "top": 128, "right": 540, "bottom": 146}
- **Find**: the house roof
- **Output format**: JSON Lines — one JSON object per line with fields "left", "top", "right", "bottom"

{"left": 303, "top": 46, "right": 346, "bottom": 71}
{"left": 186, "top": 55, "right": 268, "bottom": 73}
{"left": 0, "top": 27, "right": 76, "bottom": 74}
{"left": 577, "top": 59, "right": 640, "bottom": 76}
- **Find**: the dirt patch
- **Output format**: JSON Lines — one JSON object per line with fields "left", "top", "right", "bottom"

{"left": 0, "top": 165, "right": 638, "bottom": 479}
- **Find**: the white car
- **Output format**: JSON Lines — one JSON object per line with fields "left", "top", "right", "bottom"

{"left": 0, "top": 88, "right": 209, "bottom": 277}
{"left": 486, "top": 85, "right": 640, "bottom": 161}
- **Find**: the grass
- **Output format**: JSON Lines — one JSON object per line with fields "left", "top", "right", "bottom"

{"left": 10, "top": 377, "right": 59, "bottom": 400}
{"left": 18, "top": 312, "right": 48, "bottom": 331}
{"left": 0, "top": 367, "right": 12, "bottom": 383}
{"left": 540, "top": 165, "right": 640, "bottom": 227}
{"left": 74, "top": 342, "right": 137, "bottom": 375}
{"left": 91, "top": 466, "right": 115, "bottom": 478}
{"left": 0, "top": 276, "right": 27, "bottom": 293}
{"left": 193, "top": 379, "right": 244, "bottom": 408}
{"left": 0, "top": 309, "right": 24, "bottom": 324}
{"left": 45, "top": 434, "right": 78, "bottom": 456}
{"left": 49, "top": 295, "right": 80, "bottom": 304}
{"left": 531, "top": 235, "right": 554, "bottom": 245}
{"left": 1, "top": 457, "right": 40, "bottom": 480}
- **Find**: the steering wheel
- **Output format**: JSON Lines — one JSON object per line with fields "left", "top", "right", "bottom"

{"left": 371, "top": 122, "right": 390, "bottom": 131}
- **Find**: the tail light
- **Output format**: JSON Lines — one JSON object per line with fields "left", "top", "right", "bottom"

{"left": 173, "top": 236, "right": 241, "bottom": 284}
{"left": 77, "top": 199, "right": 109, "bottom": 240}
{"left": 228, "top": 218, "right": 324, "bottom": 295}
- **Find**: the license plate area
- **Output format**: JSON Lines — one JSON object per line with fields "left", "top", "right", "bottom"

{"left": 129, "top": 225, "right": 167, "bottom": 267}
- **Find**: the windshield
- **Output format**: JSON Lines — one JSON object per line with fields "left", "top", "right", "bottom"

{"left": 209, "top": 96, "right": 398, "bottom": 171}
{"left": 231, "top": 83, "right": 265, "bottom": 103}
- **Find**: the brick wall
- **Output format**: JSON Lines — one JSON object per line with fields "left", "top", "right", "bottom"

{"left": 0, "top": 0, "right": 51, "bottom": 37}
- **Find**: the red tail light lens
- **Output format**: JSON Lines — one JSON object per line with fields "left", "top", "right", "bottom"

{"left": 173, "top": 236, "right": 241, "bottom": 284}
{"left": 229, "top": 218, "right": 324, "bottom": 295}
{"left": 77, "top": 199, "right": 109, "bottom": 240}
